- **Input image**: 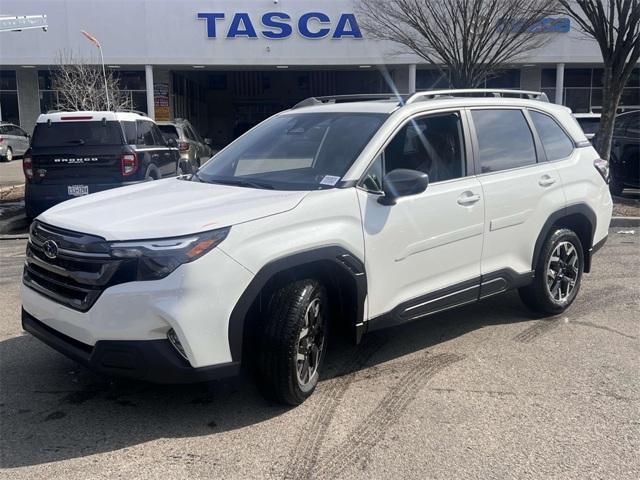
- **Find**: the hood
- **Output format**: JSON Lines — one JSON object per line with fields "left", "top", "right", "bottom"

{"left": 38, "top": 178, "right": 308, "bottom": 240}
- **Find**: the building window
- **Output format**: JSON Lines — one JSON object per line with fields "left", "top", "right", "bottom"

{"left": 416, "top": 69, "right": 521, "bottom": 90}
{"left": 542, "top": 67, "right": 640, "bottom": 113}
{"left": 38, "top": 70, "right": 147, "bottom": 113}
{"left": 0, "top": 70, "right": 20, "bottom": 125}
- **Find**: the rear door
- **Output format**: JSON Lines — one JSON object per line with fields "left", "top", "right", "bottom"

{"left": 29, "top": 118, "right": 125, "bottom": 186}
{"left": 470, "top": 108, "right": 565, "bottom": 277}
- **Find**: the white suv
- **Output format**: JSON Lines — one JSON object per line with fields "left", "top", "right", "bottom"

{"left": 21, "top": 90, "right": 612, "bottom": 405}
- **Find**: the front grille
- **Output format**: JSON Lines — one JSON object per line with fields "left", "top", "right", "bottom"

{"left": 23, "top": 221, "right": 136, "bottom": 312}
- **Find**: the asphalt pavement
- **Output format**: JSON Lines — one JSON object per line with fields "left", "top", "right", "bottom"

{"left": 0, "top": 228, "right": 638, "bottom": 479}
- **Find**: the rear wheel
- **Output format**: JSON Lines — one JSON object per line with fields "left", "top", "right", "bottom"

{"left": 144, "top": 165, "right": 160, "bottom": 181}
{"left": 2, "top": 147, "right": 12, "bottom": 162}
{"left": 255, "top": 279, "right": 329, "bottom": 405}
{"left": 519, "top": 228, "right": 583, "bottom": 315}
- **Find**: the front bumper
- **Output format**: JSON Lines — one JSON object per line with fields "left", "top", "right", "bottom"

{"left": 22, "top": 309, "right": 240, "bottom": 383}
{"left": 21, "top": 246, "right": 254, "bottom": 370}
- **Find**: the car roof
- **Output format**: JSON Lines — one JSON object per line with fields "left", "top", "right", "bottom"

{"left": 573, "top": 113, "right": 601, "bottom": 118}
{"left": 284, "top": 96, "right": 571, "bottom": 117}
{"left": 36, "top": 111, "right": 154, "bottom": 124}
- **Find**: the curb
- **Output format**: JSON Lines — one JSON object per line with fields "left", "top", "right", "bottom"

{"left": 610, "top": 216, "right": 640, "bottom": 228}
{"left": 0, "top": 214, "right": 29, "bottom": 235}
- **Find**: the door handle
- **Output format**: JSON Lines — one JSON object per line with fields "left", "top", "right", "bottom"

{"left": 457, "top": 191, "right": 481, "bottom": 206}
{"left": 538, "top": 175, "right": 556, "bottom": 187}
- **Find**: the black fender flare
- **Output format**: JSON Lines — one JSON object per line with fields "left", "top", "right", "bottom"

{"left": 531, "top": 203, "right": 597, "bottom": 273}
{"left": 227, "top": 246, "right": 367, "bottom": 363}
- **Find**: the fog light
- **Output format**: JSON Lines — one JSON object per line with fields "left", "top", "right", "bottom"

{"left": 167, "top": 329, "right": 188, "bottom": 360}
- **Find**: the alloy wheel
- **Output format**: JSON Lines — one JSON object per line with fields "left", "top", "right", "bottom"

{"left": 546, "top": 241, "right": 579, "bottom": 303}
{"left": 295, "top": 297, "right": 325, "bottom": 387}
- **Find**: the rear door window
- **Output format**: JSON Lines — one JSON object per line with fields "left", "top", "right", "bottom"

{"left": 471, "top": 109, "right": 537, "bottom": 173}
{"left": 530, "top": 111, "right": 574, "bottom": 161}
{"left": 136, "top": 120, "right": 156, "bottom": 146}
{"left": 31, "top": 121, "right": 123, "bottom": 148}
{"left": 151, "top": 125, "right": 167, "bottom": 146}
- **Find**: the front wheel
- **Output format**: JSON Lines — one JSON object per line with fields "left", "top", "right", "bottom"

{"left": 255, "top": 279, "right": 329, "bottom": 405}
{"left": 519, "top": 228, "right": 583, "bottom": 315}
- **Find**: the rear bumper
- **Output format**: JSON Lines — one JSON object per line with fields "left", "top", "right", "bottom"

{"left": 22, "top": 309, "right": 240, "bottom": 383}
{"left": 25, "top": 181, "right": 139, "bottom": 218}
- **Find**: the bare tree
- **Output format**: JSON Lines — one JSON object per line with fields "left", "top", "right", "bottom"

{"left": 358, "top": 0, "right": 559, "bottom": 88}
{"left": 558, "top": 0, "right": 640, "bottom": 160}
{"left": 51, "top": 51, "right": 132, "bottom": 112}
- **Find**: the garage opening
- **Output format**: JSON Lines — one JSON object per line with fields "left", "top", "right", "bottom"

{"left": 169, "top": 69, "right": 389, "bottom": 149}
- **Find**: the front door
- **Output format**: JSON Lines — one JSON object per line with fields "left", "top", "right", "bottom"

{"left": 357, "top": 110, "right": 485, "bottom": 328}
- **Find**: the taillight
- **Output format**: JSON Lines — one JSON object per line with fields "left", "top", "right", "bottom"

{"left": 0, "top": 137, "right": 4, "bottom": 143}
{"left": 23, "top": 153, "right": 33, "bottom": 180}
{"left": 594, "top": 158, "right": 609, "bottom": 182}
{"left": 121, "top": 152, "right": 138, "bottom": 176}
{"left": 178, "top": 141, "right": 189, "bottom": 152}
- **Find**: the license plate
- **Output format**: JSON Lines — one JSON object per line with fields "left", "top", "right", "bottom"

{"left": 67, "top": 185, "right": 89, "bottom": 197}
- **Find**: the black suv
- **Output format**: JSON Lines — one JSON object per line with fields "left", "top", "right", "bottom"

{"left": 608, "top": 110, "right": 639, "bottom": 196}
{"left": 24, "top": 111, "right": 180, "bottom": 219}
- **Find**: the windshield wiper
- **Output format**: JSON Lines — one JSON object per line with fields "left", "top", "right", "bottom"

{"left": 208, "top": 178, "right": 275, "bottom": 190}
{"left": 67, "top": 139, "right": 85, "bottom": 145}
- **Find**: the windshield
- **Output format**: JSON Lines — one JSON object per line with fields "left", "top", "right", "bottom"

{"left": 196, "top": 112, "right": 387, "bottom": 190}
{"left": 31, "top": 121, "right": 123, "bottom": 147}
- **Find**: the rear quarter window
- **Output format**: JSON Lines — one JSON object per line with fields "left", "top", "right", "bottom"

{"left": 530, "top": 111, "right": 574, "bottom": 161}
{"left": 31, "top": 121, "right": 123, "bottom": 148}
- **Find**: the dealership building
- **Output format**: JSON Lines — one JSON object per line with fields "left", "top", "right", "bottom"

{"left": 1, "top": 0, "right": 638, "bottom": 145}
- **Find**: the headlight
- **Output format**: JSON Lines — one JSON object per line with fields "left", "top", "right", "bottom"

{"left": 109, "top": 227, "right": 230, "bottom": 280}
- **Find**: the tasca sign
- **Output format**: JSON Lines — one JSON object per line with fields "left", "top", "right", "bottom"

{"left": 197, "top": 12, "right": 362, "bottom": 39}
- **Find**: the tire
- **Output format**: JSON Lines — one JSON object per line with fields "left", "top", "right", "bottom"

{"left": 519, "top": 228, "right": 584, "bottom": 316}
{"left": 609, "top": 176, "right": 624, "bottom": 196}
{"left": 144, "top": 165, "right": 160, "bottom": 181}
{"left": 178, "top": 160, "right": 192, "bottom": 175}
{"left": 2, "top": 147, "right": 12, "bottom": 162}
{"left": 255, "top": 279, "right": 329, "bottom": 406}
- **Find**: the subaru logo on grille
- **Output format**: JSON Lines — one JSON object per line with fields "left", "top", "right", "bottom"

{"left": 42, "top": 240, "right": 59, "bottom": 259}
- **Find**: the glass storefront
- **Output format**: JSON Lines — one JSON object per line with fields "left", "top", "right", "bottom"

{"left": 542, "top": 67, "right": 640, "bottom": 113}
{"left": 416, "top": 69, "right": 521, "bottom": 90}
{"left": 38, "top": 70, "right": 147, "bottom": 114}
{"left": 0, "top": 70, "right": 20, "bottom": 125}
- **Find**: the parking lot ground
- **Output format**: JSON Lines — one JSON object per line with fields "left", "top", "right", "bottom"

{"left": 0, "top": 228, "right": 638, "bottom": 480}
{"left": 0, "top": 159, "right": 24, "bottom": 189}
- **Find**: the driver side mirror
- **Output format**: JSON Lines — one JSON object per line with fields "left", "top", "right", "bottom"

{"left": 378, "top": 169, "right": 429, "bottom": 206}
{"left": 166, "top": 137, "right": 178, "bottom": 148}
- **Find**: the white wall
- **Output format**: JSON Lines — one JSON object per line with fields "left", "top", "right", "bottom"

{"left": 0, "top": 0, "right": 603, "bottom": 66}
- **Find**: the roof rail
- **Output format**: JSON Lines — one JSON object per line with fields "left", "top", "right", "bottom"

{"left": 116, "top": 109, "right": 148, "bottom": 116}
{"left": 405, "top": 89, "right": 548, "bottom": 104}
{"left": 293, "top": 93, "right": 407, "bottom": 109}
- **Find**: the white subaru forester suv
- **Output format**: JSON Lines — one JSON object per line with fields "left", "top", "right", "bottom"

{"left": 22, "top": 90, "right": 612, "bottom": 405}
